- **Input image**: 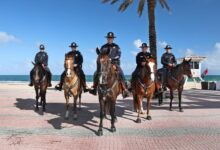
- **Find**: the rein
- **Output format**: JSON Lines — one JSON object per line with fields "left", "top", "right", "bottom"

{"left": 169, "top": 65, "right": 185, "bottom": 84}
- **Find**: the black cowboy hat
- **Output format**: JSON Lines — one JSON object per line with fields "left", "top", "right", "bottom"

{"left": 69, "top": 42, "right": 78, "bottom": 48}
{"left": 105, "top": 32, "right": 116, "bottom": 38}
{"left": 164, "top": 45, "right": 172, "bottom": 49}
{"left": 39, "top": 44, "right": 45, "bottom": 49}
{"left": 139, "top": 43, "right": 149, "bottom": 48}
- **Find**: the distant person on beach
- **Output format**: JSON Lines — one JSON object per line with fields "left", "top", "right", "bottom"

{"left": 55, "top": 42, "right": 89, "bottom": 92}
{"left": 131, "top": 42, "right": 153, "bottom": 78}
{"left": 89, "top": 32, "right": 129, "bottom": 98}
{"left": 161, "top": 45, "right": 177, "bottom": 88}
{"left": 29, "top": 44, "right": 52, "bottom": 87}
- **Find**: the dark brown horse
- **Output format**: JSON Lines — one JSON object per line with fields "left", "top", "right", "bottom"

{"left": 63, "top": 54, "right": 82, "bottom": 120}
{"left": 157, "top": 58, "right": 193, "bottom": 112}
{"left": 131, "top": 58, "right": 156, "bottom": 123}
{"left": 96, "top": 49, "right": 120, "bottom": 136}
{"left": 32, "top": 63, "right": 48, "bottom": 112}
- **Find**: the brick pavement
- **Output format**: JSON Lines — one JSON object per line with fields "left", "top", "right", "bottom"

{"left": 0, "top": 84, "right": 219, "bottom": 150}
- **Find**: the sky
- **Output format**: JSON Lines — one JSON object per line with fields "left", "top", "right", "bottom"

{"left": 0, "top": 0, "right": 220, "bottom": 75}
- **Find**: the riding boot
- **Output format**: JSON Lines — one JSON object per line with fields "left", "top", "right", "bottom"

{"left": 80, "top": 75, "right": 89, "bottom": 93}
{"left": 121, "top": 81, "right": 129, "bottom": 98}
{"left": 55, "top": 71, "right": 65, "bottom": 91}
{"left": 47, "top": 72, "right": 52, "bottom": 87}
{"left": 89, "top": 72, "right": 99, "bottom": 95}
{"left": 29, "top": 70, "right": 34, "bottom": 86}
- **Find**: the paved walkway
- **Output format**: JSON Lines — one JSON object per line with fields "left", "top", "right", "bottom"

{"left": 0, "top": 84, "right": 220, "bottom": 150}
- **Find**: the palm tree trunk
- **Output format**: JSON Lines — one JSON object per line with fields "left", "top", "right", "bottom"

{"left": 148, "top": 0, "right": 157, "bottom": 67}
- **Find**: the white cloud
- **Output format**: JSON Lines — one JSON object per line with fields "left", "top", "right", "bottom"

{"left": 158, "top": 41, "right": 168, "bottom": 48}
{"left": 185, "top": 48, "right": 194, "bottom": 56}
{"left": 133, "top": 39, "right": 142, "bottom": 49}
{"left": 203, "top": 42, "right": 220, "bottom": 74}
{"left": 0, "top": 32, "right": 19, "bottom": 43}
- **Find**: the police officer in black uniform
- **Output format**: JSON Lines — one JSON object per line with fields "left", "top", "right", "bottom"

{"left": 55, "top": 42, "right": 89, "bottom": 92}
{"left": 29, "top": 44, "right": 52, "bottom": 87}
{"left": 161, "top": 45, "right": 177, "bottom": 87}
{"left": 89, "top": 32, "right": 129, "bottom": 98}
{"left": 132, "top": 43, "right": 153, "bottom": 78}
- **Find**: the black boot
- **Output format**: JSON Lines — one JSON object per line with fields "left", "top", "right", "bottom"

{"left": 55, "top": 83, "right": 63, "bottom": 91}
{"left": 55, "top": 72, "right": 65, "bottom": 91}
{"left": 48, "top": 72, "right": 52, "bottom": 87}
{"left": 29, "top": 81, "right": 33, "bottom": 87}
{"left": 29, "top": 70, "right": 34, "bottom": 86}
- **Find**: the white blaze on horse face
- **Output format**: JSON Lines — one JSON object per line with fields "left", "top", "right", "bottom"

{"left": 66, "top": 60, "right": 71, "bottom": 77}
{"left": 149, "top": 62, "right": 155, "bottom": 81}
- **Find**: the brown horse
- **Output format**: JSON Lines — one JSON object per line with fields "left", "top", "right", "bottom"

{"left": 131, "top": 58, "right": 156, "bottom": 123}
{"left": 96, "top": 49, "right": 120, "bottom": 136}
{"left": 32, "top": 63, "right": 48, "bottom": 112}
{"left": 157, "top": 58, "right": 193, "bottom": 112}
{"left": 63, "top": 54, "right": 82, "bottom": 120}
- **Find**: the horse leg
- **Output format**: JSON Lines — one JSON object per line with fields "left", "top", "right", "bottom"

{"left": 146, "top": 95, "right": 152, "bottom": 120}
{"left": 35, "top": 87, "right": 39, "bottom": 111}
{"left": 73, "top": 96, "right": 78, "bottom": 120}
{"left": 178, "top": 89, "right": 184, "bottom": 112}
{"left": 132, "top": 94, "right": 137, "bottom": 112}
{"left": 65, "top": 95, "right": 70, "bottom": 120}
{"left": 97, "top": 99, "right": 104, "bottom": 136}
{"left": 78, "top": 93, "right": 82, "bottom": 111}
{"left": 110, "top": 101, "right": 116, "bottom": 132}
{"left": 136, "top": 95, "right": 142, "bottom": 123}
{"left": 169, "top": 90, "right": 174, "bottom": 111}
{"left": 40, "top": 89, "right": 46, "bottom": 111}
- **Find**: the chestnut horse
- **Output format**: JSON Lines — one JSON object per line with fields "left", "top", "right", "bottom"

{"left": 32, "top": 63, "right": 48, "bottom": 112}
{"left": 63, "top": 54, "right": 82, "bottom": 120}
{"left": 157, "top": 58, "right": 193, "bottom": 112}
{"left": 131, "top": 58, "right": 156, "bottom": 123}
{"left": 96, "top": 49, "right": 120, "bottom": 136}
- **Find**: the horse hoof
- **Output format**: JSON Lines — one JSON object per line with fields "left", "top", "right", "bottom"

{"left": 146, "top": 116, "right": 152, "bottom": 120}
{"left": 169, "top": 108, "right": 173, "bottom": 111}
{"left": 136, "top": 118, "right": 141, "bottom": 123}
{"left": 111, "top": 127, "right": 116, "bottom": 133}
{"left": 114, "top": 116, "right": 117, "bottom": 122}
{"left": 97, "top": 130, "right": 103, "bottom": 136}
{"left": 73, "top": 114, "right": 78, "bottom": 120}
{"left": 35, "top": 107, "right": 39, "bottom": 111}
{"left": 179, "top": 108, "right": 184, "bottom": 112}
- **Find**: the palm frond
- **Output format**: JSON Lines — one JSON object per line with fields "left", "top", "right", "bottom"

{"left": 138, "top": 0, "right": 146, "bottom": 16}
{"left": 159, "top": 0, "right": 170, "bottom": 11}
{"left": 118, "top": 0, "right": 134, "bottom": 12}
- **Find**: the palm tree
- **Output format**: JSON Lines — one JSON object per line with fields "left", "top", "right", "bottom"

{"left": 102, "top": 0, "right": 170, "bottom": 65}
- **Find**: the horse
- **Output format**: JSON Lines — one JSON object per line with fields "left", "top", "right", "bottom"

{"left": 32, "top": 62, "right": 48, "bottom": 112}
{"left": 96, "top": 48, "right": 121, "bottom": 136}
{"left": 63, "top": 54, "right": 82, "bottom": 120}
{"left": 157, "top": 58, "right": 193, "bottom": 112}
{"left": 131, "top": 58, "right": 156, "bottom": 123}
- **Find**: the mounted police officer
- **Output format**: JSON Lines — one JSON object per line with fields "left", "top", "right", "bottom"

{"left": 89, "top": 32, "right": 129, "bottom": 98}
{"left": 29, "top": 44, "right": 52, "bottom": 87}
{"left": 55, "top": 42, "right": 89, "bottom": 92}
{"left": 132, "top": 43, "right": 153, "bottom": 78}
{"left": 160, "top": 45, "right": 177, "bottom": 87}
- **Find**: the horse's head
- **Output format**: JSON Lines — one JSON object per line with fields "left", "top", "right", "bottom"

{"left": 32, "top": 63, "right": 46, "bottom": 84}
{"left": 64, "top": 54, "right": 75, "bottom": 78}
{"left": 181, "top": 58, "right": 193, "bottom": 78}
{"left": 145, "top": 58, "right": 156, "bottom": 81}
{"left": 96, "top": 48, "right": 112, "bottom": 85}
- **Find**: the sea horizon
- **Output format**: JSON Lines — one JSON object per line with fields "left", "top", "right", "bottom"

{"left": 0, "top": 75, "right": 220, "bottom": 82}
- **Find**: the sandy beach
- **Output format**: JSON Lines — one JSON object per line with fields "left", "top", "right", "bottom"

{"left": 0, "top": 82, "right": 219, "bottom": 150}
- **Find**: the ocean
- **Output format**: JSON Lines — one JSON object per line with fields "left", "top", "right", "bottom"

{"left": 0, "top": 75, "right": 220, "bottom": 82}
